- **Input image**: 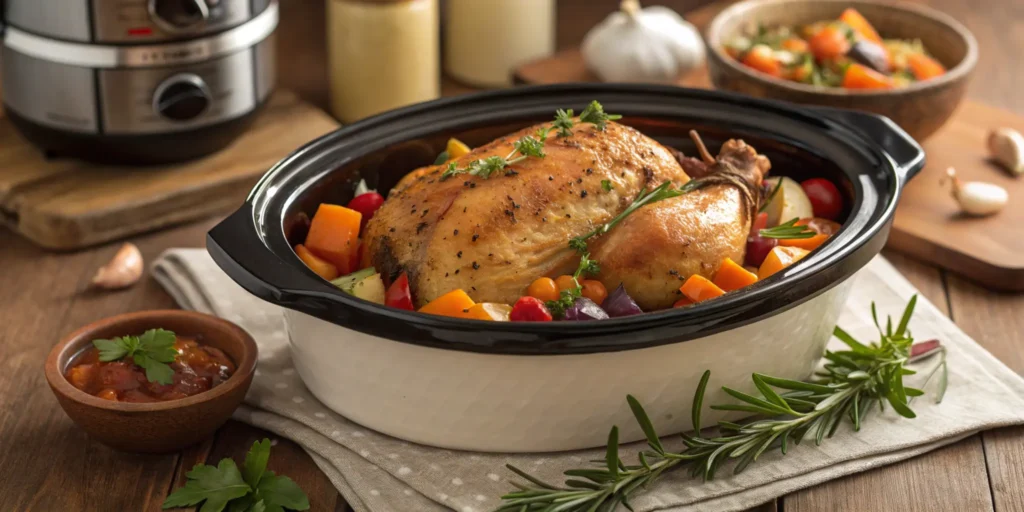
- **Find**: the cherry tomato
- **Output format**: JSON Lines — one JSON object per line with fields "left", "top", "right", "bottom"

{"left": 745, "top": 235, "right": 778, "bottom": 268}
{"left": 509, "top": 296, "right": 553, "bottom": 322}
{"left": 554, "top": 275, "right": 578, "bottom": 292}
{"left": 384, "top": 272, "right": 414, "bottom": 310}
{"left": 347, "top": 191, "right": 385, "bottom": 233}
{"left": 580, "top": 280, "right": 608, "bottom": 306}
{"left": 750, "top": 212, "right": 769, "bottom": 236}
{"left": 526, "top": 277, "right": 559, "bottom": 302}
{"left": 800, "top": 178, "right": 844, "bottom": 220}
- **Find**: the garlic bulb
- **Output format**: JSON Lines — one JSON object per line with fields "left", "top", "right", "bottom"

{"left": 987, "top": 127, "right": 1024, "bottom": 176}
{"left": 945, "top": 167, "right": 1007, "bottom": 216}
{"left": 92, "top": 242, "right": 144, "bottom": 289}
{"left": 582, "top": 0, "right": 705, "bottom": 84}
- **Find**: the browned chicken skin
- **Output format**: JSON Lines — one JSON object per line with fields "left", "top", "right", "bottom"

{"left": 363, "top": 120, "right": 769, "bottom": 309}
{"left": 592, "top": 138, "right": 770, "bottom": 309}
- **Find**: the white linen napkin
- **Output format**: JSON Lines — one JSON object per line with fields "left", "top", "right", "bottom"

{"left": 152, "top": 250, "right": 1024, "bottom": 512}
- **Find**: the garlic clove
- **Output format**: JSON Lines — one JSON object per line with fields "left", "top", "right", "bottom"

{"left": 988, "top": 127, "right": 1024, "bottom": 176}
{"left": 92, "top": 242, "right": 144, "bottom": 289}
{"left": 945, "top": 167, "right": 1008, "bottom": 217}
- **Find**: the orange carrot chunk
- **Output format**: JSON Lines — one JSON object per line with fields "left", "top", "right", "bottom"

{"left": 839, "top": 8, "right": 882, "bottom": 44}
{"left": 781, "top": 38, "right": 810, "bottom": 54}
{"left": 808, "top": 26, "right": 851, "bottom": 61}
{"left": 712, "top": 258, "right": 759, "bottom": 292}
{"left": 679, "top": 275, "right": 726, "bottom": 303}
{"left": 419, "top": 289, "right": 477, "bottom": 319}
{"left": 907, "top": 53, "right": 946, "bottom": 80}
{"left": 304, "top": 204, "right": 362, "bottom": 275}
{"left": 779, "top": 218, "right": 840, "bottom": 251}
{"left": 741, "top": 45, "right": 782, "bottom": 77}
{"left": 842, "top": 63, "right": 894, "bottom": 89}
{"left": 758, "top": 246, "right": 811, "bottom": 280}
{"left": 295, "top": 244, "right": 340, "bottom": 280}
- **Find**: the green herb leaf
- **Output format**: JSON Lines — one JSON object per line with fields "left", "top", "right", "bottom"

{"left": 134, "top": 353, "right": 175, "bottom": 385}
{"left": 433, "top": 150, "right": 450, "bottom": 165}
{"left": 579, "top": 101, "right": 622, "bottom": 131}
{"left": 554, "top": 108, "right": 575, "bottom": 137}
{"left": 165, "top": 438, "right": 309, "bottom": 512}
{"left": 93, "top": 338, "right": 129, "bottom": 362}
{"left": 606, "top": 426, "right": 620, "bottom": 480}
{"left": 162, "top": 459, "right": 250, "bottom": 512}
{"left": 601, "top": 180, "right": 613, "bottom": 192}
{"left": 138, "top": 328, "right": 179, "bottom": 363}
{"left": 92, "top": 329, "right": 177, "bottom": 385}
{"left": 254, "top": 472, "right": 311, "bottom": 512}
{"left": 692, "top": 370, "right": 711, "bottom": 436}
{"left": 759, "top": 218, "right": 817, "bottom": 239}
{"left": 243, "top": 439, "right": 272, "bottom": 489}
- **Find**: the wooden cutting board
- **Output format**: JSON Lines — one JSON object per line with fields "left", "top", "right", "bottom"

{"left": 0, "top": 90, "right": 339, "bottom": 251}
{"left": 513, "top": 50, "right": 1024, "bottom": 291}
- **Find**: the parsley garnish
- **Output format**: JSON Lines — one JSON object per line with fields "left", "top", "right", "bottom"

{"left": 601, "top": 179, "right": 613, "bottom": 192}
{"left": 579, "top": 100, "right": 622, "bottom": 131}
{"left": 93, "top": 328, "right": 177, "bottom": 385}
{"left": 554, "top": 108, "right": 575, "bottom": 137}
{"left": 545, "top": 253, "right": 601, "bottom": 318}
{"left": 164, "top": 439, "right": 310, "bottom": 512}
{"left": 760, "top": 218, "right": 817, "bottom": 239}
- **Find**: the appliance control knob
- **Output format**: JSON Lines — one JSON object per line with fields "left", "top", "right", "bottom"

{"left": 148, "top": 0, "right": 211, "bottom": 31}
{"left": 153, "top": 74, "right": 212, "bottom": 121}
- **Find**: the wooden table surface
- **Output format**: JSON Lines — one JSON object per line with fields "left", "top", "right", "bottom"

{"left": 2, "top": 1, "right": 1023, "bottom": 511}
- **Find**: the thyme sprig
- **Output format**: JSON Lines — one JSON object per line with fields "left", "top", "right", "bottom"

{"left": 499, "top": 296, "right": 948, "bottom": 512}
{"left": 441, "top": 129, "right": 549, "bottom": 181}
{"left": 760, "top": 218, "right": 817, "bottom": 239}
{"left": 569, "top": 181, "right": 683, "bottom": 253}
{"left": 544, "top": 253, "right": 601, "bottom": 318}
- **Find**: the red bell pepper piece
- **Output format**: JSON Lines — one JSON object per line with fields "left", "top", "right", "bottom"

{"left": 384, "top": 272, "right": 415, "bottom": 311}
{"left": 509, "top": 296, "right": 553, "bottom": 322}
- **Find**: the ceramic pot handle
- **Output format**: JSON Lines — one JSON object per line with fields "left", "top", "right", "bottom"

{"left": 809, "top": 106, "right": 926, "bottom": 183}
{"left": 207, "top": 205, "right": 337, "bottom": 306}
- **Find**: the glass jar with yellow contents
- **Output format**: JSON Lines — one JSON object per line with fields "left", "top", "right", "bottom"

{"left": 326, "top": 0, "right": 440, "bottom": 123}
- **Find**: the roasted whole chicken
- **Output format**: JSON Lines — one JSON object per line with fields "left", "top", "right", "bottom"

{"left": 362, "top": 118, "right": 770, "bottom": 310}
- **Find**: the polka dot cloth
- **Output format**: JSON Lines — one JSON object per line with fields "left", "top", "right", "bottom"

{"left": 155, "top": 249, "right": 1024, "bottom": 512}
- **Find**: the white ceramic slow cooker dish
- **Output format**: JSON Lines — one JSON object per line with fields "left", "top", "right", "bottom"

{"left": 207, "top": 85, "right": 924, "bottom": 452}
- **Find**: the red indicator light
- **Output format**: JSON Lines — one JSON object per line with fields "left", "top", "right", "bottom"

{"left": 127, "top": 27, "right": 153, "bottom": 36}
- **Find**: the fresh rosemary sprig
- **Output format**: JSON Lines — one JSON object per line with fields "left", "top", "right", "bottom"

{"left": 759, "top": 218, "right": 817, "bottom": 239}
{"left": 569, "top": 181, "right": 683, "bottom": 253}
{"left": 441, "top": 130, "right": 548, "bottom": 181}
{"left": 545, "top": 253, "right": 601, "bottom": 318}
{"left": 500, "top": 296, "right": 949, "bottom": 511}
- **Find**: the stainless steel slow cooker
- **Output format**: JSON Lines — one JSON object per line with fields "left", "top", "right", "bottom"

{"left": 0, "top": 0, "right": 278, "bottom": 164}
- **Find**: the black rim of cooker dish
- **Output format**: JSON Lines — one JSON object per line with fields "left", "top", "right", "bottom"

{"left": 208, "top": 84, "right": 924, "bottom": 355}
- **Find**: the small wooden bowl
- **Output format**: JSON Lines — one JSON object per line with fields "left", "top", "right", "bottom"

{"left": 44, "top": 310, "right": 257, "bottom": 453}
{"left": 706, "top": 0, "right": 978, "bottom": 141}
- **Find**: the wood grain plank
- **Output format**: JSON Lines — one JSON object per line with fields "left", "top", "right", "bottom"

{"left": 785, "top": 436, "right": 994, "bottom": 512}
{"left": 0, "top": 228, "right": 184, "bottom": 511}
{"left": 946, "top": 273, "right": 1024, "bottom": 512}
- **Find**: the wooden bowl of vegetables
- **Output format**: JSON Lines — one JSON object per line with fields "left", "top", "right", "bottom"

{"left": 706, "top": 0, "right": 977, "bottom": 141}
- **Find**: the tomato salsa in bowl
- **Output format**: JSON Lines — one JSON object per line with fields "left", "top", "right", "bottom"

{"left": 45, "top": 310, "right": 257, "bottom": 453}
